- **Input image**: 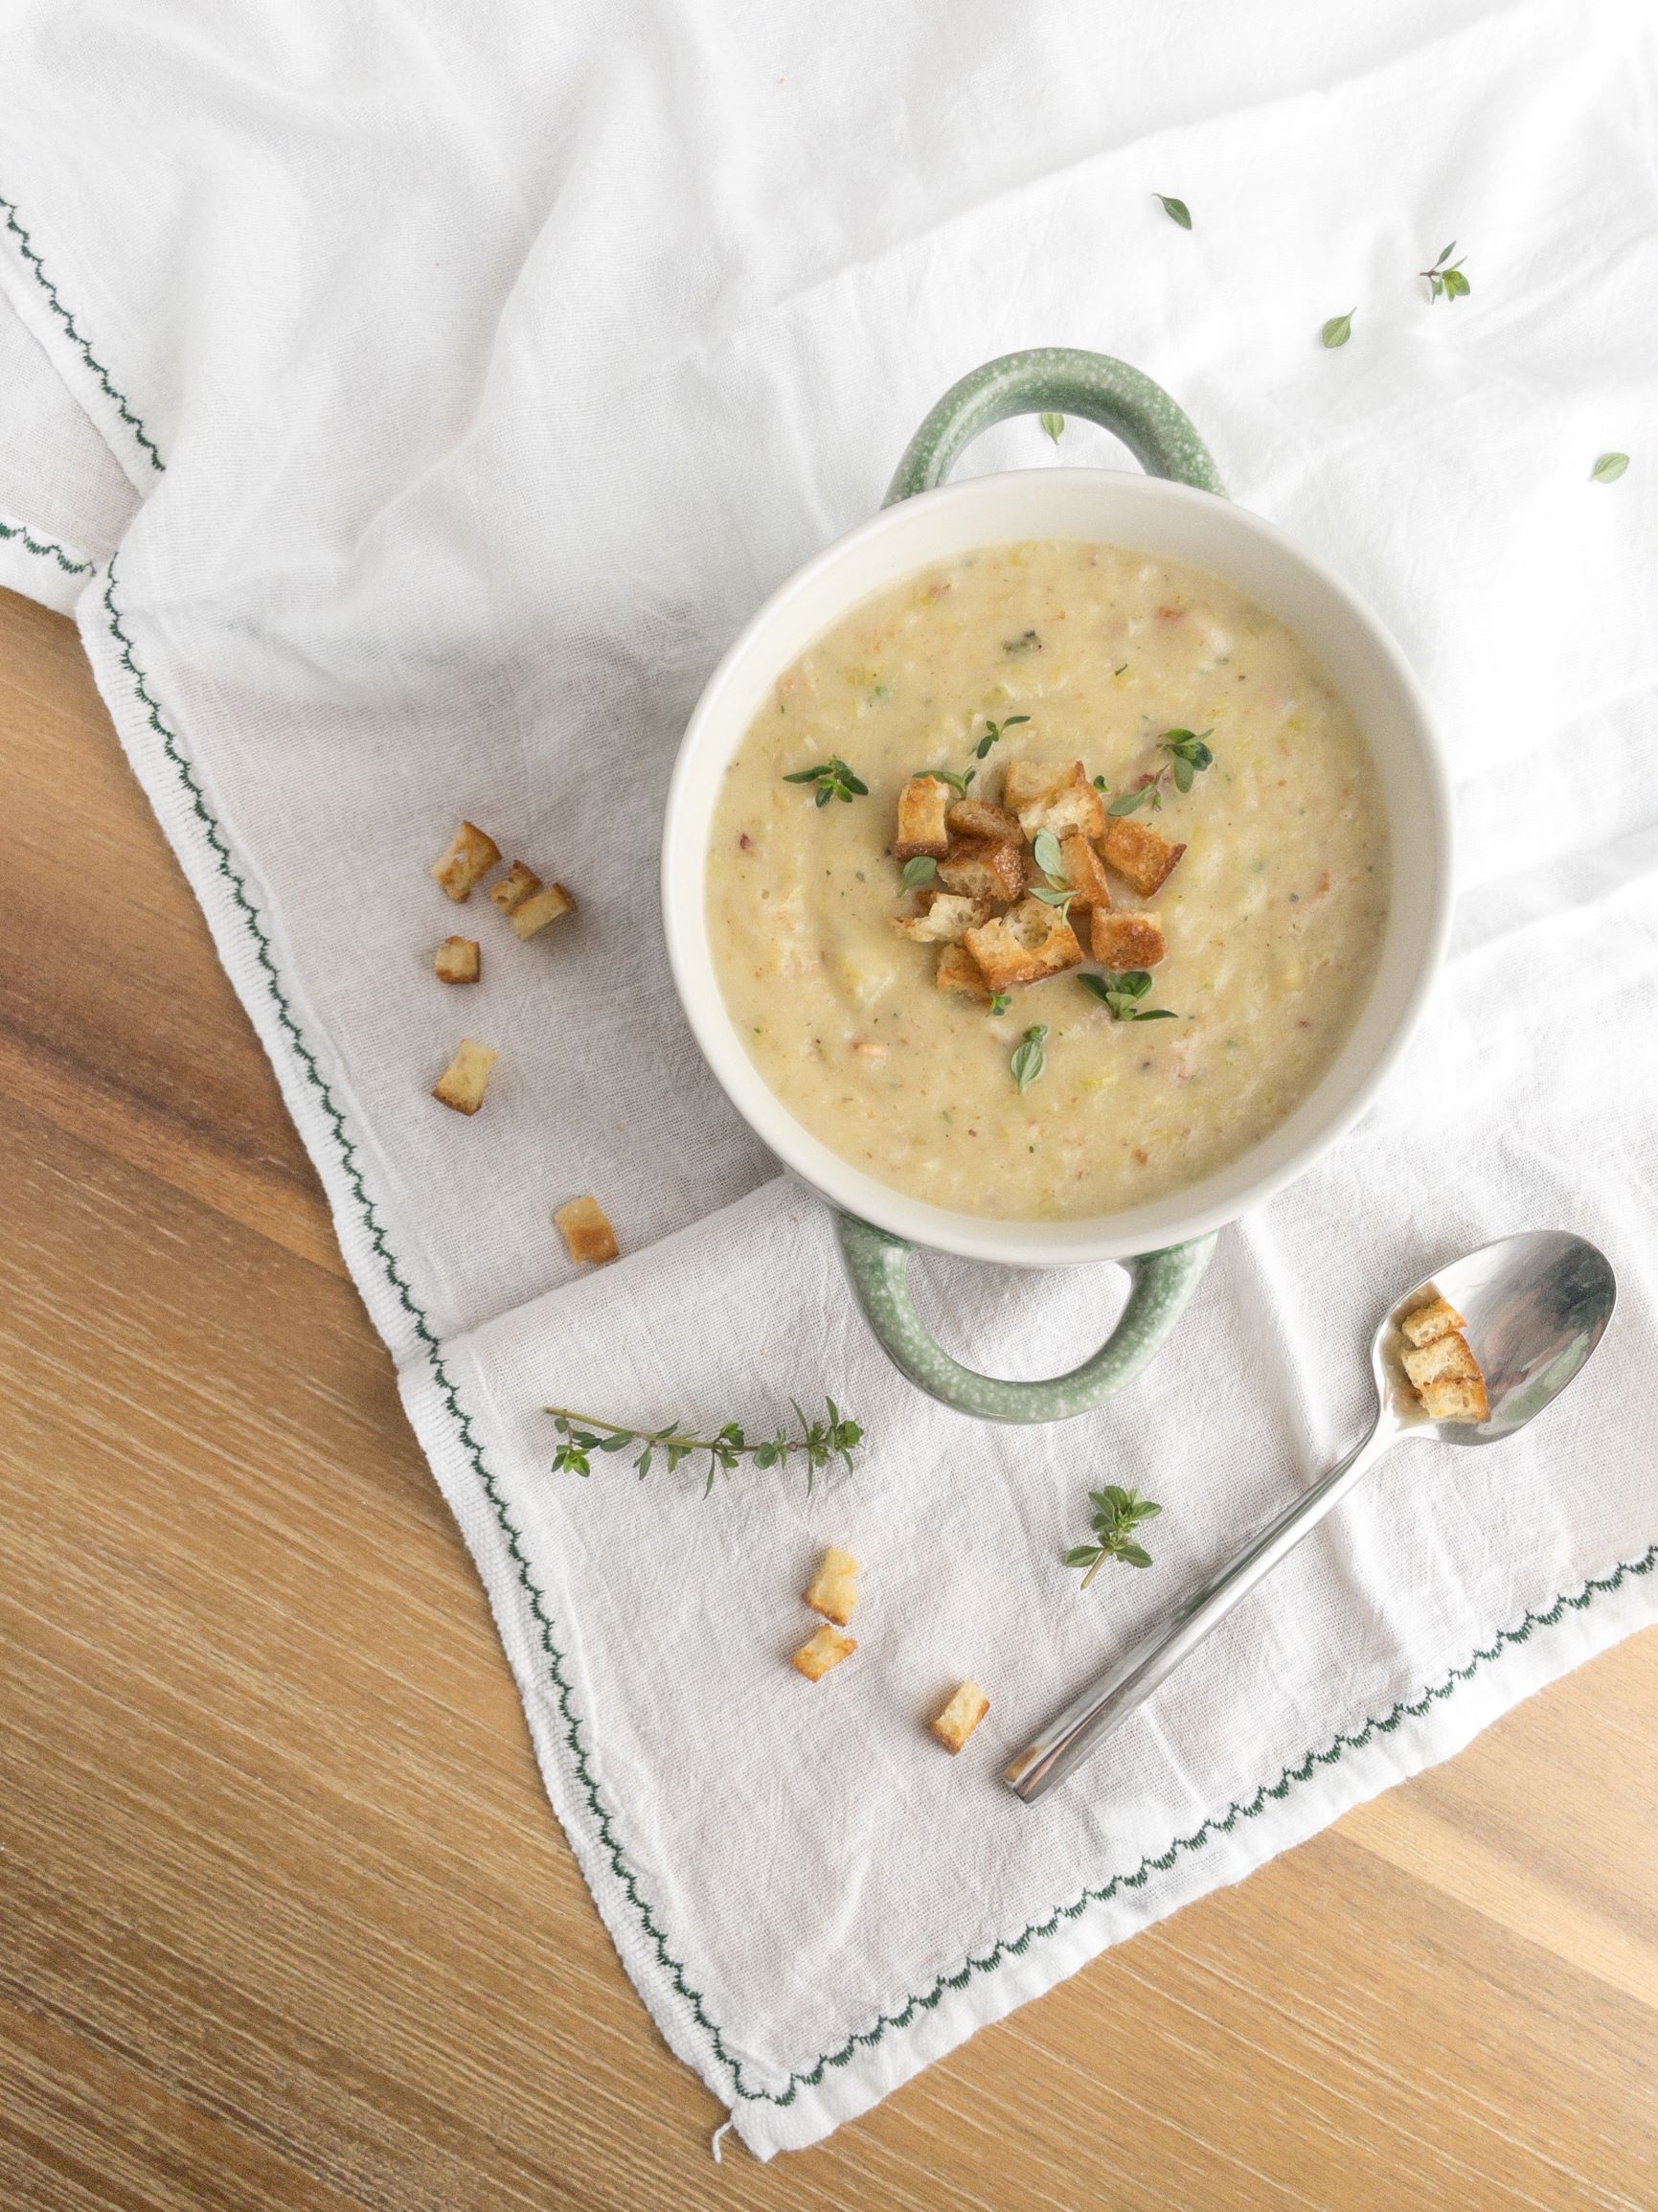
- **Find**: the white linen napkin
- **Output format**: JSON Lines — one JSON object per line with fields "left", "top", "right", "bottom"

{"left": 4, "top": 0, "right": 1655, "bottom": 2156}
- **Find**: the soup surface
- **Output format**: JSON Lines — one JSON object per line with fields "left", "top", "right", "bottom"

{"left": 707, "top": 540, "right": 1390, "bottom": 1220}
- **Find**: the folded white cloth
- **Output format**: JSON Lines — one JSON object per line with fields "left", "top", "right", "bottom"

{"left": 4, "top": 0, "right": 1655, "bottom": 2156}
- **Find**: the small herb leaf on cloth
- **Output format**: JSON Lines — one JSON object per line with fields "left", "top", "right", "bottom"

{"left": 1011, "top": 1023, "right": 1048, "bottom": 1093}
{"left": 550, "top": 1400, "right": 864, "bottom": 1494}
{"left": 1039, "top": 412, "right": 1064, "bottom": 444}
{"left": 1321, "top": 308, "right": 1355, "bottom": 349}
{"left": 784, "top": 757, "right": 869, "bottom": 807}
{"left": 1421, "top": 240, "right": 1470, "bottom": 302}
{"left": 1065, "top": 1485, "right": 1164, "bottom": 1588}
{"left": 1591, "top": 451, "right": 1630, "bottom": 484}
{"left": 1154, "top": 194, "right": 1192, "bottom": 230}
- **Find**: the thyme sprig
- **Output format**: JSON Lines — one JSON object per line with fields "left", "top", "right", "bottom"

{"left": 1028, "top": 827, "right": 1079, "bottom": 923}
{"left": 1065, "top": 1485, "right": 1162, "bottom": 1587}
{"left": 1155, "top": 194, "right": 1192, "bottom": 231}
{"left": 1160, "top": 726, "right": 1215, "bottom": 792}
{"left": 975, "top": 713, "right": 1031, "bottom": 761}
{"left": 1420, "top": 241, "right": 1469, "bottom": 302}
{"left": 784, "top": 757, "right": 868, "bottom": 808}
{"left": 549, "top": 1398, "right": 864, "bottom": 1494}
{"left": 919, "top": 764, "right": 976, "bottom": 795}
{"left": 1011, "top": 1023, "right": 1048, "bottom": 1093}
{"left": 1079, "top": 969, "right": 1179, "bottom": 1022}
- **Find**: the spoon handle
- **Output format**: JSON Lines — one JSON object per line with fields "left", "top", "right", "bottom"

{"left": 1004, "top": 1420, "right": 1394, "bottom": 1804}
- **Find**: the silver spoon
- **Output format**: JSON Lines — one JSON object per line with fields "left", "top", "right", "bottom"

{"left": 1004, "top": 1230, "right": 1617, "bottom": 1805}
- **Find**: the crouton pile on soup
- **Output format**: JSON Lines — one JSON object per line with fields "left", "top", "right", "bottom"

{"left": 707, "top": 540, "right": 1390, "bottom": 1221}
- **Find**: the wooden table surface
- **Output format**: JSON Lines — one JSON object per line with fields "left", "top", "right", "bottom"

{"left": 2, "top": 581, "right": 1655, "bottom": 2212}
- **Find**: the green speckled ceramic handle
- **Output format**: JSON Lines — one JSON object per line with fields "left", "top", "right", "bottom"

{"left": 831, "top": 349, "right": 1224, "bottom": 1421}
{"left": 884, "top": 345, "right": 1225, "bottom": 506}
{"left": 837, "top": 1217, "right": 1218, "bottom": 1423}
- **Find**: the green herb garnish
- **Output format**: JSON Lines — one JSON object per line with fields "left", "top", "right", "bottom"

{"left": 1159, "top": 726, "right": 1214, "bottom": 792}
{"left": 901, "top": 855, "right": 938, "bottom": 888}
{"left": 1591, "top": 452, "right": 1629, "bottom": 484}
{"left": 975, "top": 713, "right": 1031, "bottom": 761}
{"left": 1155, "top": 194, "right": 1192, "bottom": 231}
{"left": 1321, "top": 309, "right": 1355, "bottom": 350}
{"left": 549, "top": 1398, "right": 863, "bottom": 1496}
{"left": 1064, "top": 1485, "right": 1162, "bottom": 1587}
{"left": 784, "top": 757, "right": 869, "bottom": 808}
{"left": 1027, "top": 827, "right": 1078, "bottom": 921}
{"left": 1420, "top": 241, "right": 1469, "bottom": 302}
{"left": 1107, "top": 778, "right": 1163, "bottom": 816}
{"left": 1040, "top": 413, "right": 1065, "bottom": 444}
{"left": 1079, "top": 969, "right": 1179, "bottom": 1022}
{"left": 918, "top": 764, "right": 976, "bottom": 795}
{"left": 988, "top": 992, "right": 1011, "bottom": 1017}
{"left": 1011, "top": 1023, "right": 1048, "bottom": 1093}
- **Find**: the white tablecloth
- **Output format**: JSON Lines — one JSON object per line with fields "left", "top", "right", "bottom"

{"left": 3, "top": 0, "right": 1654, "bottom": 2155}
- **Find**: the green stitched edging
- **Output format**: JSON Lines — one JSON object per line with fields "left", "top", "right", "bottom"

{"left": 1, "top": 193, "right": 165, "bottom": 476}
{"left": 105, "top": 545, "right": 1658, "bottom": 2107}
{"left": 74, "top": 290, "right": 1656, "bottom": 2111}
{"left": 1, "top": 514, "right": 93, "bottom": 576}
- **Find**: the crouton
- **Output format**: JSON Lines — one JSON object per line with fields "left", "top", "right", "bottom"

{"left": 430, "top": 820, "right": 501, "bottom": 901}
{"left": 936, "top": 945, "right": 990, "bottom": 1000}
{"left": 792, "top": 1625, "right": 856, "bottom": 1680}
{"left": 432, "top": 1038, "right": 497, "bottom": 1115}
{"left": 554, "top": 1195, "right": 618, "bottom": 1266}
{"left": 947, "top": 797, "right": 1023, "bottom": 843}
{"left": 1013, "top": 761, "right": 1107, "bottom": 844}
{"left": 1400, "top": 1294, "right": 1465, "bottom": 1348}
{"left": 1102, "top": 815, "right": 1186, "bottom": 899}
{"left": 964, "top": 897, "right": 1083, "bottom": 992}
{"left": 511, "top": 880, "right": 578, "bottom": 939}
{"left": 1420, "top": 1373, "right": 1489, "bottom": 1424}
{"left": 434, "top": 935, "right": 481, "bottom": 985}
{"left": 929, "top": 1680, "right": 989, "bottom": 1754}
{"left": 1058, "top": 834, "right": 1113, "bottom": 912}
{"left": 1402, "top": 1333, "right": 1480, "bottom": 1391}
{"left": 891, "top": 891, "right": 991, "bottom": 945}
{"left": 491, "top": 859, "right": 542, "bottom": 914}
{"left": 1003, "top": 759, "right": 1070, "bottom": 811}
{"left": 937, "top": 836, "right": 1026, "bottom": 905}
{"left": 804, "top": 1546, "right": 859, "bottom": 1627}
{"left": 895, "top": 776, "right": 952, "bottom": 861}
{"left": 1091, "top": 909, "right": 1167, "bottom": 969}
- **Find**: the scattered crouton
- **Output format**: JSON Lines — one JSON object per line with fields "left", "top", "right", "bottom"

{"left": 491, "top": 860, "right": 542, "bottom": 914}
{"left": 1400, "top": 1294, "right": 1465, "bottom": 1348}
{"left": 792, "top": 1625, "right": 856, "bottom": 1681}
{"left": 890, "top": 892, "right": 991, "bottom": 945}
{"left": 430, "top": 821, "right": 501, "bottom": 901}
{"left": 947, "top": 797, "right": 1023, "bottom": 843}
{"left": 1058, "top": 833, "right": 1113, "bottom": 912}
{"left": 511, "top": 880, "right": 578, "bottom": 940}
{"left": 1091, "top": 909, "right": 1167, "bottom": 969}
{"left": 929, "top": 1681, "right": 989, "bottom": 1754}
{"left": 936, "top": 945, "right": 991, "bottom": 1000}
{"left": 1013, "top": 762, "right": 1107, "bottom": 844}
{"left": 433, "top": 1038, "right": 497, "bottom": 1115}
{"left": 1420, "top": 1373, "right": 1489, "bottom": 1424}
{"left": 1402, "top": 1334, "right": 1481, "bottom": 1390}
{"left": 963, "top": 897, "right": 1083, "bottom": 992}
{"left": 1102, "top": 814, "right": 1186, "bottom": 898}
{"left": 555, "top": 1196, "right": 618, "bottom": 1266}
{"left": 434, "top": 936, "right": 481, "bottom": 985}
{"left": 804, "top": 1547, "right": 859, "bottom": 1627}
{"left": 1003, "top": 759, "right": 1069, "bottom": 811}
{"left": 895, "top": 776, "right": 952, "bottom": 861}
{"left": 937, "top": 836, "right": 1027, "bottom": 905}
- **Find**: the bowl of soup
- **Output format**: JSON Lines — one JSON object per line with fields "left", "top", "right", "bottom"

{"left": 662, "top": 350, "right": 1451, "bottom": 1419}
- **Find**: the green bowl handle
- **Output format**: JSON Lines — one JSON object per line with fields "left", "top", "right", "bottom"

{"left": 884, "top": 345, "right": 1226, "bottom": 507}
{"left": 832, "top": 348, "right": 1224, "bottom": 1422}
{"left": 837, "top": 1216, "right": 1217, "bottom": 1424}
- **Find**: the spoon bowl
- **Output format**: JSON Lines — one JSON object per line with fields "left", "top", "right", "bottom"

{"left": 1005, "top": 1228, "right": 1618, "bottom": 1803}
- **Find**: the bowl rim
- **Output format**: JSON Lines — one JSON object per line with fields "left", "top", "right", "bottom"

{"left": 661, "top": 467, "right": 1454, "bottom": 1267}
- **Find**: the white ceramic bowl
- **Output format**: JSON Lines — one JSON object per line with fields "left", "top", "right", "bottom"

{"left": 663, "top": 464, "right": 1451, "bottom": 1270}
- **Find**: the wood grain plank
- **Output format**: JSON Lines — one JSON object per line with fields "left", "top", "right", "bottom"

{"left": 2, "top": 579, "right": 1655, "bottom": 2211}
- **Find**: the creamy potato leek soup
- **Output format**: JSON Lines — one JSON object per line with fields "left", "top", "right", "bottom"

{"left": 707, "top": 540, "right": 1390, "bottom": 1220}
